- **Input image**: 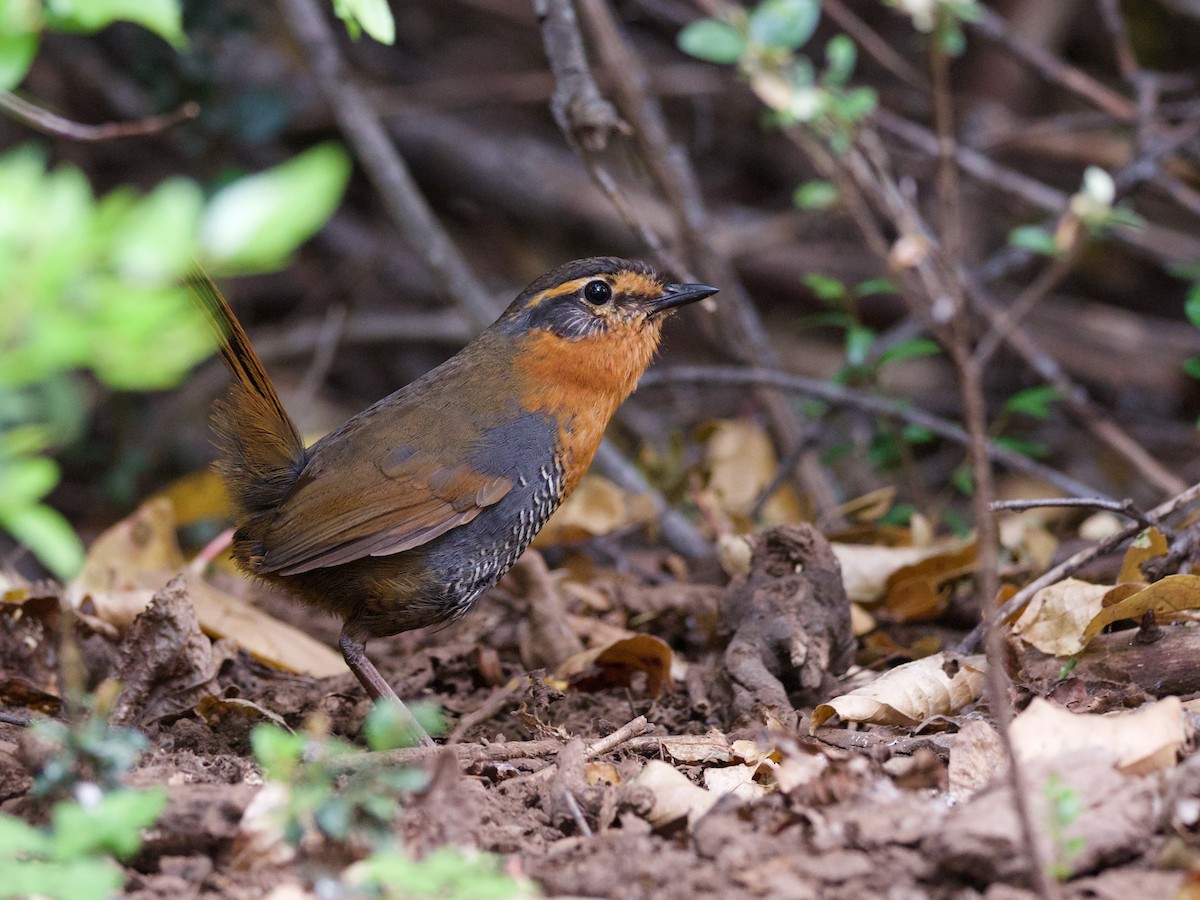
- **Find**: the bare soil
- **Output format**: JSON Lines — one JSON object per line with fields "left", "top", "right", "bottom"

{"left": 0, "top": 528, "right": 1194, "bottom": 899}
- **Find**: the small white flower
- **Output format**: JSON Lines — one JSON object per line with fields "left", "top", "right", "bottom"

{"left": 1081, "top": 166, "right": 1116, "bottom": 207}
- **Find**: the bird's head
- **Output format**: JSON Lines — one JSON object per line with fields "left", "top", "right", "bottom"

{"left": 499, "top": 257, "right": 718, "bottom": 342}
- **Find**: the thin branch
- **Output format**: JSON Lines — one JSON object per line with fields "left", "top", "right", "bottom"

{"left": 990, "top": 497, "right": 1166, "bottom": 533}
{"left": 640, "top": 366, "right": 1106, "bottom": 500}
{"left": 533, "top": 0, "right": 626, "bottom": 152}
{"left": 969, "top": 8, "right": 1136, "bottom": 121}
{"left": 0, "top": 93, "right": 198, "bottom": 141}
{"left": 276, "top": 0, "right": 499, "bottom": 331}
{"left": 959, "top": 480, "right": 1200, "bottom": 654}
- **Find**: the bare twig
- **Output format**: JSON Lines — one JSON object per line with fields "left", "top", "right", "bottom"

{"left": 277, "top": 0, "right": 499, "bottom": 331}
{"left": 0, "top": 93, "right": 198, "bottom": 141}
{"left": 990, "top": 497, "right": 1166, "bottom": 533}
{"left": 959, "top": 480, "right": 1200, "bottom": 654}
{"left": 969, "top": 8, "right": 1135, "bottom": 121}
{"left": 533, "top": 0, "right": 626, "bottom": 151}
{"left": 641, "top": 366, "right": 1106, "bottom": 500}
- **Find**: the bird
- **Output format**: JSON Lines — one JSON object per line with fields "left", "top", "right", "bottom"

{"left": 189, "top": 257, "right": 717, "bottom": 744}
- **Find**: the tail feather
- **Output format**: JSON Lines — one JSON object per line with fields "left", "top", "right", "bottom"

{"left": 187, "top": 266, "right": 305, "bottom": 523}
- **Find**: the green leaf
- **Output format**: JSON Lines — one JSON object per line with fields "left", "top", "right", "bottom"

{"left": 43, "top": 0, "right": 185, "bottom": 46}
{"left": 0, "top": 455, "right": 59, "bottom": 510}
{"left": 994, "top": 435, "right": 1048, "bottom": 458}
{"left": 677, "top": 19, "right": 745, "bottom": 65}
{"left": 1008, "top": 225, "right": 1058, "bottom": 256}
{"left": 802, "top": 272, "right": 846, "bottom": 302}
{"left": 1002, "top": 386, "right": 1063, "bottom": 419}
{"left": 1, "top": 858, "right": 123, "bottom": 900}
{"left": 0, "top": 503, "right": 82, "bottom": 578}
{"left": 0, "top": 30, "right": 37, "bottom": 90}
{"left": 824, "top": 34, "right": 856, "bottom": 86}
{"left": 877, "top": 337, "right": 941, "bottom": 367}
{"left": 748, "top": 0, "right": 819, "bottom": 50}
{"left": 1185, "top": 356, "right": 1200, "bottom": 380}
{"left": 832, "top": 85, "right": 876, "bottom": 122}
{"left": 0, "top": 814, "right": 53, "bottom": 858}
{"left": 845, "top": 325, "right": 874, "bottom": 366}
{"left": 951, "top": 465, "right": 973, "bottom": 495}
{"left": 332, "top": 0, "right": 395, "bottom": 44}
{"left": 199, "top": 143, "right": 351, "bottom": 274}
{"left": 792, "top": 180, "right": 838, "bottom": 210}
{"left": 853, "top": 278, "right": 894, "bottom": 297}
{"left": 1185, "top": 284, "right": 1200, "bottom": 330}
{"left": 364, "top": 700, "right": 427, "bottom": 751}
{"left": 901, "top": 422, "right": 934, "bottom": 444}
{"left": 251, "top": 725, "right": 305, "bottom": 780}
{"left": 50, "top": 788, "right": 167, "bottom": 861}
{"left": 111, "top": 178, "right": 203, "bottom": 284}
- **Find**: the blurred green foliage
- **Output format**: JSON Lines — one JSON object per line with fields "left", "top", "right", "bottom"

{"left": 0, "top": 143, "right": 351, "bottom": 578}
{"left": 0, "top": 706, "right": 166, "bottom": 900}
{"left": 0, "top": 1, "right": 390, "bottom": 580}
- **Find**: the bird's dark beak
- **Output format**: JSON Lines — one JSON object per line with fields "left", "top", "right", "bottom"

{"left": 648, "top": 283, "right": 719, "bottom": 315}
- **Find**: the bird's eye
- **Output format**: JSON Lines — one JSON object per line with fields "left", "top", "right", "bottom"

{"left": 583, "top": 280, "right": 612, "bottom": 305}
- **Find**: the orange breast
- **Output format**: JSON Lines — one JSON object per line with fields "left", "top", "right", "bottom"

{"left": 512, "top": 324, "right": 663, "bottom": 494}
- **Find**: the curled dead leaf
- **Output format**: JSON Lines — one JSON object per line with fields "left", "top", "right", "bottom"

{"left": 632, "top": 760, "right": 718, "bottom": 828}
{"left": 882, "top": 543, "right": 977, "bottom": 623}
{"left": 1011, "top": 577, "right": 1110, "bottom": 656}
{"left": 1010, "top": 696, "right": 1186, "bottom": 776}
{"left": 832, "top": 541, "right": 964, "bottom": 604}
{"left": 1116, "top": 527, "right": 1169, "bottom": 585}
{"left": 1081, "top": 574, "right": 1200, "bottom": 648}
{"left": 553, "top": 634, "right": 673, "bottom": 697}
{"left": 810, "top": 653, "right": 985, "bottom": 733}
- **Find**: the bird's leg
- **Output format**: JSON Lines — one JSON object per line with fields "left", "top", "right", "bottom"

{"left": 338, "top": 627, "right": 436, "bottom": 748}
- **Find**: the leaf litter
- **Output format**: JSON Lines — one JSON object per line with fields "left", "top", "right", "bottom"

{"left": 0, "top": 480, "right": 1197, "bottom": 897}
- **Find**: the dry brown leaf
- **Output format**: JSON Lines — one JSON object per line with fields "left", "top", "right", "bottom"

{"left": 947, "top": 720, "right": 1004, "bottom": 799}
{"left": 584, "top": 761, "right": 621, "bottom": 786}
{"left": 552, "top": 634, "right": 673, "bottom": 697}
{"left": 1081, "top": 574, "right": 1200, "bottom": 647}
{"left": 153, "top": 469, "right": 233, "bottom": 527}
{"left": 701, "top": 419, "right": 804, "bottom": 527}
{"left": 832, "top": 542, "right": 964, "bottom": 604}
{"left": 657, "top": 733, "right": 732, "bottom": 765}
{"left": 883, "top": 543, "right": 978, "bottom": 622}
{"left": 632, "top": 760, "right": 718, "bottom": 828}
{"left": 703, "top": 763, "right": 770, "bottom": 801}
{"left": 849, "top": 603, "right": 876, "bottom": 637}
{"left": 810, "top": 653, "right": 985, "bottom": 733}
{"left": 70, "top": 497, "right": 343, "bottom": 678}
{"left": 837, "top": 487, "right": 897, "bottom": 523}
{"left": 1010, "top": 696, "right": 1186, "bottom": 775}
{"left": 1011, "top": 577, "right": 1110, "bottom": 656}
{"left": 1116, "top": 527, "right": 1169, "bottom": 585}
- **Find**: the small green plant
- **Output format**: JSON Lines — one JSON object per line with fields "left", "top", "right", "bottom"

{"left": 345, "top": 846, "right": 537, "bottom": 900}
{"left": 798, "top": 272, "right": 942, "bottom": 472}
{"left": 0, "top": 706, "right": 166, "bottom": 900}
{"left": 1043, "top": 773, "right": 1086, "bottom": 880}
{"left": 677, "top": 0, "right": 876, "bottom": 151}
{"left": 250, "top": 701, "right": 443, "bottom": 850}
{"left": 250, "top": 703, "right": 533, "bottom": 898}
{"left": 1009, "top": 166, "right": 1142, "bottom": 258}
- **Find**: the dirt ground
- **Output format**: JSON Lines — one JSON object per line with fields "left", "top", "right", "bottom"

{"left": 3, "top": 520, "right": 1198, "bottom": 900}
